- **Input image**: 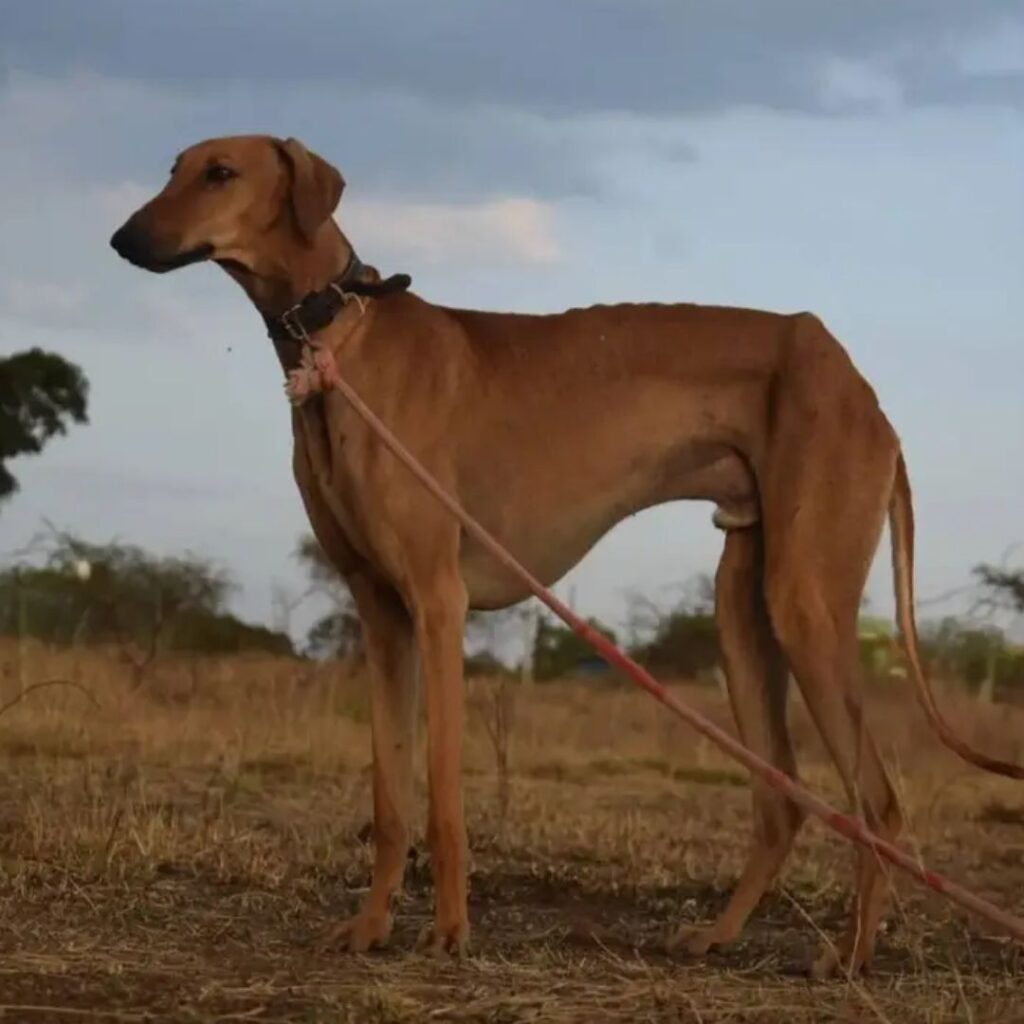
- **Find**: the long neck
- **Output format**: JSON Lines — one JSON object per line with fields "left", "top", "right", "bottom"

{"left": 222, "top": 220, "right": 354, "bottom": 317}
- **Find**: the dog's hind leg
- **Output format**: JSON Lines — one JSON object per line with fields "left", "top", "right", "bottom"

{"left": 670, "top": 525, "right": 804, "bottom": 956}
{"left": 760, "top": 412, "right": 903, "bottom": 977}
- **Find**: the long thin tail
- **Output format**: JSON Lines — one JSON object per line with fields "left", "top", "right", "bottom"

{"left": 889, "top": 451, "right": 1024, "bottom": 779}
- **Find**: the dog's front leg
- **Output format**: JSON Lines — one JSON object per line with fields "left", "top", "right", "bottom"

{"left": 409, "top": 568, "right": 470, "bottom": 957}
{"left": 322, "top": 573, "right": 418, "bottom": 952}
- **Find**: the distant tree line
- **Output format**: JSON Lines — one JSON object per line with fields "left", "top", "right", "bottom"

{"left": 299, "top": 537, "right": 1024, "bottom": 700}
{"left": 0, "top": 530, "right": 293, "bottom": 685}
{"left": 4, "top": 523, "right": 1021, "bottom": 702}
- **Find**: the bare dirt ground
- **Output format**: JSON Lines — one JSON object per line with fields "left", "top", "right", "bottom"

{"left": 0, "top": 641, "right": 1022, "bottom": 1022}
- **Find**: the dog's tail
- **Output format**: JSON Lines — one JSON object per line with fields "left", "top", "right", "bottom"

{"left": 889, "top": 451, "right": 1024, "bottom": 778}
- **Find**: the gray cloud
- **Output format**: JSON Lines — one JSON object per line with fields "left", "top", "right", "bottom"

{"left": 3, "top": 0, "right": 1023, "bottom": 118}
{"left": 25, "top": 462, "right": 247, "bottom": 505}
{"left": 5, "top": 0, "right": 1018, "bottom": 214}
{"left": 0, "top": 69, "right": 697, "bottom": 207}
{"left": 898, "top": 49, "right": 1024, "bottom": 108}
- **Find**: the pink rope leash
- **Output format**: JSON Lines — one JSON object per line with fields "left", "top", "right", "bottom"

{"left": 327, "top": 370, "right": 1024, "bottom": 945}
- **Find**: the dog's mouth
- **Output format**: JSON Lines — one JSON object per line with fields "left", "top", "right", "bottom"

{"left": 127, "top": 243, "right": 215, "bottom": 274}
{"left": 110, "top": 222, "right": 214, "bottom": 274}
{"left": 214, "top": 257, "right": 250, "bottom": 275}
{"left": 147, "top": 243, "right": 215, "bottom": 273}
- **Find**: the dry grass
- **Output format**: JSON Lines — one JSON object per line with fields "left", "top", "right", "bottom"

{"left": 0, "top": 638, "right": 1022, "bottom": 1022}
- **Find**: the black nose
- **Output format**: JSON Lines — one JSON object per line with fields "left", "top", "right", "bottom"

{"left": 110, "top": 218, "right": 152, "bottom": 264}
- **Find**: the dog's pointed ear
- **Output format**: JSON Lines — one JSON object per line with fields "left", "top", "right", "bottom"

{"left": 275, "top": 137, "right": 345, "bottom": 244}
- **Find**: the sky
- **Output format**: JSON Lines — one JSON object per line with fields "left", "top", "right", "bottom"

{"left": 2, "top": 1, "right": 1022, "bottom": 644}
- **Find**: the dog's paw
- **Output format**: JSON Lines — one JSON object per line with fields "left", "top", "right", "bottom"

{"left": 667, "top": 923, "right": 725, "bottom": 957}
{"left": 808, "top": 937, "right": 872, "bottom": 980}
{"left": 416, "top": 916, "right": 470, "bottom": 959}
{"left": 319, "top": 909, "right": 394, "bottom": 953}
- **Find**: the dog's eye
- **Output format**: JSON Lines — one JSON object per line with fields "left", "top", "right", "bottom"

{"left": 205, "top": 164, "right": 238, "bottom": 184}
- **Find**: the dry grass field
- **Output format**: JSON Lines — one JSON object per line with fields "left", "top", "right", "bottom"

{"left": 0, "top": 639, "right": 1022, "bottom": 1022}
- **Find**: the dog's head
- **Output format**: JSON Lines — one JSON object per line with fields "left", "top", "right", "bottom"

{"left": 109, "top": 135, "right": 344, "bottom": 274}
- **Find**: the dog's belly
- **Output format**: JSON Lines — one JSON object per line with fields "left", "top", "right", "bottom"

{"left": 458, "top": 442, "right": 756, "bottom": 610}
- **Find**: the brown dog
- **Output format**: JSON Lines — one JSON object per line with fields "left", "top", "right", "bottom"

{"left": 110, "top": 135, "right": 1021, "bottom": 976}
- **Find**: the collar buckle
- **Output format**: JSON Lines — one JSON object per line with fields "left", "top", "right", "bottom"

{"left": 279, "top": 303, "right": 309, "bottom": 342}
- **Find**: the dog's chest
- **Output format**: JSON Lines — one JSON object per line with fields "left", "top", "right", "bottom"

{"left": 292, "top": 400, "right": 383, "bottom": 568}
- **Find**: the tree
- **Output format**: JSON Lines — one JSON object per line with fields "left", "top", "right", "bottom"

{"left": 968, "top": 558, "right": 1024, "bottom": 701}
{"left": 0, "top": 349, "right": 89, "bottom": 504}
{"left": 974, "top": 563, "right": 1024, "bottom": 614}
{"left": 626, "top": 575, "right": 720, "bottom": 680}
{"left": 531, "top": 613, "right": 618, "bottom": 681}
{"left": 0, "top": 528, "right": 293, "bottom": 681}
{"left": 918, "top": 615, "right": 1024, "bottom": 702}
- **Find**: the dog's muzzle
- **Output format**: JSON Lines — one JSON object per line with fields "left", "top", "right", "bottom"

{"left": 110, "top": 219, "right": 213, "bottom": 273}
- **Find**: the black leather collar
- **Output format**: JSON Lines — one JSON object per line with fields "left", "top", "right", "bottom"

{"left": 263, "top": 251, "right": 411, "bottom": 343}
